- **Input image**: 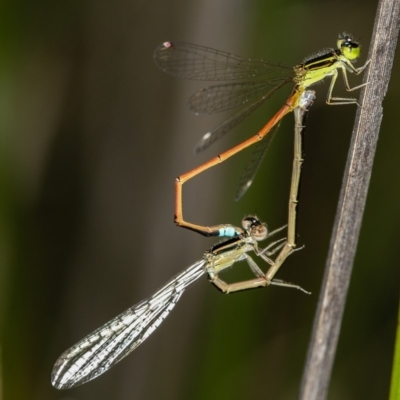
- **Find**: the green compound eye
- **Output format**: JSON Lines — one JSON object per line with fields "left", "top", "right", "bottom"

{"left": 337, "top": 37, "right": 361, "bottom": 60}
{"left": 343, "top": 43, "right": 360, "bottom": 60}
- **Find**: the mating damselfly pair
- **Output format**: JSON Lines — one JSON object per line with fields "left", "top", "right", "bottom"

{"left": 51, "top": 34, "right": 368, "bottom": 389}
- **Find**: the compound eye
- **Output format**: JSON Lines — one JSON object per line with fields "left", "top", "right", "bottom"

{"left": 251, "top": 223, "right": 268, "bottom": 241}
{"left": 342, "top": 43, "right": 360, "bottom": 60}
{"left": 242, "top": 216, "right": 268, "bottom": 240}
{"left": 337, "top": 37, "right": 361, "bottom": 60}
{"left": 242, "top": 216, "right": 257, "bottom": 230}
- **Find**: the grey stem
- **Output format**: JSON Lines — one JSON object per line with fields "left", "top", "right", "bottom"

{"left": 298, "top": 0, "right": 400, "bottom": 399}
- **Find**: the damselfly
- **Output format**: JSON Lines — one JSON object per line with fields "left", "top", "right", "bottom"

{"left": 51, "top": 216, "right": 305, "bottom": 389}
{"left": 154, "top": 34, "right": 369, "bottom": 236}
{"left": 51, "top": 90, "right": 316, "bottom": 390}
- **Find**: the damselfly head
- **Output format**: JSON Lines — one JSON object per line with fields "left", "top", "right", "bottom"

{"left": 242, "top": 216, "right": 268, "bottom": 241}
{"left": 337, "top": 33, "right": 361, "bottom": 61}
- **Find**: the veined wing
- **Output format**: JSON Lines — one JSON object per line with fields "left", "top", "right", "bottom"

{"left": 51, "top": 260, "right": 206, "bottom": 389}
{"left": 154, "top": 42, "right": 292, "bottom": 81}
{"left": 189, "top": 78, "right": 290, "bottom": 115}
{"left": 235, "top": 122, "right": 282, "bottom": 201}
{"left": 194, "top": 78, "right": 291, "bottom": 153}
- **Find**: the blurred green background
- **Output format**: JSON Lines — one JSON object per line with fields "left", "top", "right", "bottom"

{"left": 0, "top": 0, "right": 399, "bottom": 399}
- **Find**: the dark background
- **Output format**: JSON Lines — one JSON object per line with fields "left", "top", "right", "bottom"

{"left": 0, "top": 0, "right": 399, "bottom": 399}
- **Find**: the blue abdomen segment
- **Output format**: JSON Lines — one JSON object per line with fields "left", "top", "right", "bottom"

{"left": 218, "top": 227, "right": 239, "bottom": 237}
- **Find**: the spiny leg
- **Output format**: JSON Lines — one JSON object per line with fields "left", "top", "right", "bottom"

{"left": 326, "top": 62, "right": 370, "bottom": 105}
{"left": 270, "top": 278, "right": 310, "bottom": 294}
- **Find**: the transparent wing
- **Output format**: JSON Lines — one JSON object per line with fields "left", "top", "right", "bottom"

{"left": 188, "top": 78, "right": 289, "bottom": 115}
{"left": 234, "top": 122, "right": 282, "bottom": 201}
{"left": 194, "top": 97, "right": 267, "bottom": 153}
{"left": 154, "top": 42, "right": 292, "bottom": 81}
{"left": 194, "top": 78, "right": 290, "bottom": 153}
{"left": 51, "top": 260, "right": 207, "bottom": 390}
{"left": 154, "top": 41, "right": 293, "bottom": 152}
